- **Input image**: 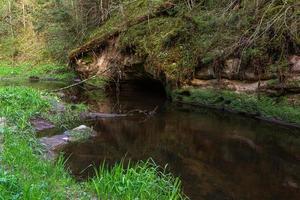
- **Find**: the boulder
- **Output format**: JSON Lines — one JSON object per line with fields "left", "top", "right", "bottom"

{"left": 289, "top": 55, "right": 300, "bottom": 73}
{"left": 40, "top": 125, "right": 96, "bottom": 159}
{"left": 64, "top": 125, "right": 96, "bottom": 142}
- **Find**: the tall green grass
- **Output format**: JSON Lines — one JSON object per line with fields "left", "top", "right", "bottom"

{"left": 0, "top": 61, "right": 74, "bottom": 80}
{"left": 0, "top": 87, "right": 90, "bottom": 199}
{"left": 89, "top": 160, "right": 185, "bottom": 200}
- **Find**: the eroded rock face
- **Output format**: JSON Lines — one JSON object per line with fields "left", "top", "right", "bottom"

{"left": 222, "top": 58, "right": 241, "bottom": 79}
{"left": 75, "top": 37, "right": 130, "bottom": 79}
{"left": 40, "top": 125, "right": 96, "bottom": 160}
{"left": 289, "top": 55, "right": 300, "bottom": 73}
{"left": 195, "top": 66, "right": 215, "bottom": 80}
{"left": 71, "top": 32, "right": 300, "bottom": 98}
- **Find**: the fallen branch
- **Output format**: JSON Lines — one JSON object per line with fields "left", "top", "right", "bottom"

{"left": 126, "top": 106, "right": 158, "bottom": 116}
{"left": 50, "top": 75, "right": 97, "bottom": 92}
{"left": 81, "top": 112, "right": 128, "bottom": 120}
{"left": 50, "top": 66, "right": 113, "bottom": 93}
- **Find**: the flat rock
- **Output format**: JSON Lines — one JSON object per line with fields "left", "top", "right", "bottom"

{"left": 31, "top": 118, "right": 55, "bottom": 132}
{"left": 40, "top": 134, "right": 69, "bottom": 151}
{"left": 40, "top": 125, "right": 96, "bottom": 160}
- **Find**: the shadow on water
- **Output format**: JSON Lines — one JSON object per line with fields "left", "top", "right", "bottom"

{"left": 59, "top": 81, "right": 300, "bottom": 200}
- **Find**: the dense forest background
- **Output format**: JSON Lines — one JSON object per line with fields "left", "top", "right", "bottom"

{"left": 0, "top": 0, "right": 115, "bottom": 63}
{"left": 0, "top": 0, "right": 299, "bottom": 68}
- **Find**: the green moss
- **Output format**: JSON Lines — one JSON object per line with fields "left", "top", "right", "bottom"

{"left": 85, "top": 76, "right": 108, "bottom": 89}
{"left": 118, "top": 16, "right": 197, "bottom": 80}
{"left": 173, "top": 88, "right": 300, "bottom": 124}
{"left": 66, "top": 126, "right": 94, "bottom": 142}
{"left": 86, "top": 0, "right": 166, "bottom": 42}
{"left": 81, "top": 55, "right": 93, "bottom": 64}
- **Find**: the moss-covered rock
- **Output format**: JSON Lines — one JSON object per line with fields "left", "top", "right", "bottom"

{"left": 70, "top": 0, "right": 298, "bottom": 86}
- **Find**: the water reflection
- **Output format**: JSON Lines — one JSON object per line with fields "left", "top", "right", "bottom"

{"left": 62, "top": 83, "right": 300, "bottom": 200}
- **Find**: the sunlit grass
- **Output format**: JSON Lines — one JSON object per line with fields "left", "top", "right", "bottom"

{"left": 0, "top": 61, "right": 74, "bottom": 80}
{"left": 89, "top": 160, "right": 186, "bottom": 200}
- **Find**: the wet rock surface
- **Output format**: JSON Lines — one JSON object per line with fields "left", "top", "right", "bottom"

{"left": 40, "top": 125, "right": 96, "bottom": 159}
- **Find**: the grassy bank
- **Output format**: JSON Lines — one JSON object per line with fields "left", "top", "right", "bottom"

{"left": 173, "top": 88, "right": 300, "bottom": 125}
{"left": 0, "top": 61, "right": 74, "bottom": 80}
{"left": 0, "top": 87, "right": 185, "bottom": 199}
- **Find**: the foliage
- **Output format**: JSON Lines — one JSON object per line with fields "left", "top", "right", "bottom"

{"left": 89, "top": 159, "right": 186, "bottom": 200}
{"left": 0, "top": 87, "right": 50, "bottom": 125}
{"left": 0, "top": 0, "right": 116, "bottom": 62}
{"left": 45, "top": 103, "right": 87, "bottom": 130}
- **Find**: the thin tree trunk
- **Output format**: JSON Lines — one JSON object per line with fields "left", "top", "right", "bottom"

{"left": 22, "top": 1, "right": 26, "bottom": 28}
{"left": 8, "top": 0, "right": 14, "bottom": 37}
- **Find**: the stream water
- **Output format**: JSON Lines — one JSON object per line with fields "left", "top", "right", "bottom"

{"left": 2, "top": 80, "right": 300, "bottom": 200}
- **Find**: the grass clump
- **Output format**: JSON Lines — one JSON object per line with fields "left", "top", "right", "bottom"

{"left": 173, "top": 88, "right": 300, "bottom": 124}
{"left": 0, "top": 168, "right": 21, "bottom": 199}
{"left": 0, "top": 87, "right": 50, "bottom": 125}
{"left": 89, "top": 160, "right": 186, "bottom": 200}
{"left": 45, "top": 102, "right": 87, "bottom": 130}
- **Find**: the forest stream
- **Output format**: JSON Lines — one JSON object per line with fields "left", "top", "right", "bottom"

{"left": 4, "top": 79, "right": 300, "bottom": 200}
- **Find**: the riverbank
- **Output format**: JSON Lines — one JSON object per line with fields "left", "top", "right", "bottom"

{"left": 172, "top": 88, "right": 300, "bottom": 128}
{"left": 0, "top": 86, "right": 185, "bottom": 199}
{"left": 67, "top": 0, "right": 299, "bottom": 129}
{"left": 0, "top": 61, "right": 75, "bottom": 81}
